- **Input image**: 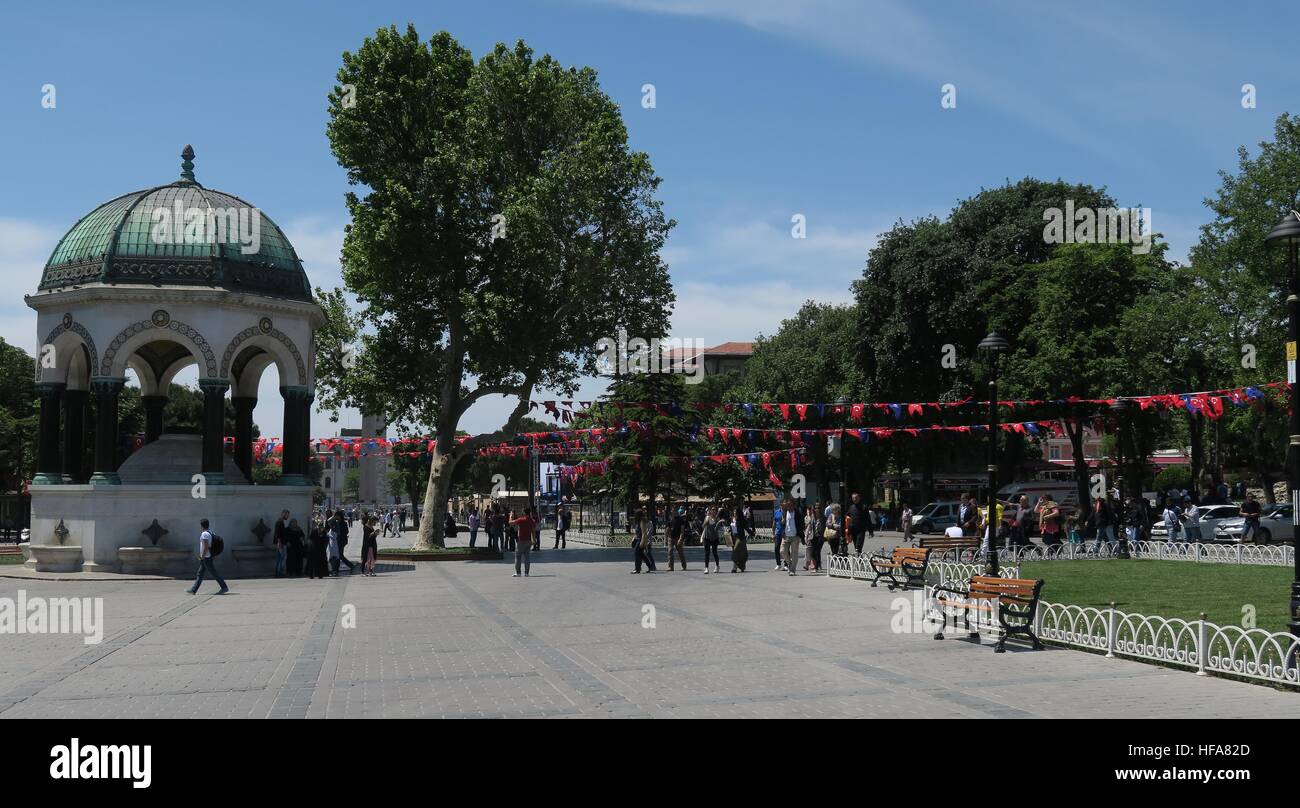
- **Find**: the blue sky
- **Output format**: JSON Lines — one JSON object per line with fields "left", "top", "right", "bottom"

{"left": 0, "top": 0, "right": 1293, "bottom": 438}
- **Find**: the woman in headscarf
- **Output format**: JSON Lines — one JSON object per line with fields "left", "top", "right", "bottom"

{"left": 285, "top": 518, "right": 306, "bottom": 577}
{"left": 362, "top": 515, "right": 379, "bottom": 576}
{"left": 306, "top": 518, "right": 330, "bottom": 579}
{"left": 729, "top": 502, "right": 749, "bottom": 572}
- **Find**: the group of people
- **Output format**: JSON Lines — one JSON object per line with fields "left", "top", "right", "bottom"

{"left": 627, "top": 495, "right": 885, "bottom": 575}
{"left": 271, "top": 508, "right": 380, "bottom": 579}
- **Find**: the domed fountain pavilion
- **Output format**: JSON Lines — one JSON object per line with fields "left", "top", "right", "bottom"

{"left": 22, "top": 146, "right": 323, "bottom": 575}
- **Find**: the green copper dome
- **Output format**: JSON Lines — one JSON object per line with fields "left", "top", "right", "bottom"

{"left": 40, "top": 146, "right": 311, "bottom": 302}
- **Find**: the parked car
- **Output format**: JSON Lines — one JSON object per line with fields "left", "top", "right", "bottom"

{"left": 911, "top": 501, "right": 962, "bottom": 534}
{"left": 1214, "top": 504, "right": 1295, "bottom": 545}
{"left": 1150, "top": 503, "right": 1241, "bottom": 540}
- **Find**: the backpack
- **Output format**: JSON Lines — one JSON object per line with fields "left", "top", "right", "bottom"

{"left": 210, "top": 534, "right": 225, "bottom": 557}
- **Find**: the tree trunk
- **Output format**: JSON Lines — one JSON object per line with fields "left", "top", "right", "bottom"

{"left": 1187, "top": 414, "right": 1204, "bottom": 503}
{"left": 1252, "top": 419, "right": 1277, "bottom": 504}
{"left": 1066, "top": 419, "right": 1092, "bottom": 513}
{"left": 415, "top": 446, "right": 459, "bottom": 549}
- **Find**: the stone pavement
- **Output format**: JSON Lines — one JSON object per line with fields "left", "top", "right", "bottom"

{"left": 1, "top": 533, "right": 1297, "bottom": 718}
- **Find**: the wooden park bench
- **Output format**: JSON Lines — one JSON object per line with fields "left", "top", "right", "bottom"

{"left": 916, "top": 535, "right": 981, "bottom": 560}
{"left": 868, "top": 546, "right": 930, "bottom": 590}
{"left": 929, "top": 575, "right": 1045, "bottom": 653}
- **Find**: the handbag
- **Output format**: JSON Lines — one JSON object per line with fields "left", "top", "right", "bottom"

{"left": 823, "top": 527, "right": 837, "bottom": 540}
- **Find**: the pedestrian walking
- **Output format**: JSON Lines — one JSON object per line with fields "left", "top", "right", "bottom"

{"left": 185, "top": 518, "right": 228, "bottom": 595}
{"left": 729, "top": 504, "right": 749, "bottom": 572}
{"left": 510, "top": 507, "right": 537, "bottom": 577}
{"left": 273, "top": 509, "right": 290, "bottom": 577}
{"left": 554, "top": 506, "right": 571, "bottom": 549}
{"left": 667, "top": 505, "right": 688, "bottom": 570}
{"left": 362, "top": 515, "right": 379, "bottom": 576}
{"left": 700, "top": 506, "right": 722, "bottom": 574}
{"left": 331, "top": 510, "right": 356, "bottom": 574}
{"left": 781, "top": 498, "right": 801, "bottom": 576}
{"left": 632, "top": 507, "right": 657, "bottom": 573}
{"left": 468, "top": 509, "right": 480, "bottom": 548}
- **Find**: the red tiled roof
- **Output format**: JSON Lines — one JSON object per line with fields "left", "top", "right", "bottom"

{"left": 706, "top": 342, "right": 754, "bottom": 355}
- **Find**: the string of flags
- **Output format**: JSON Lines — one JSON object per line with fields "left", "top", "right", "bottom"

{"left": 559, "top": 448, "right": 807, "bottom": 487}
{"left": 526, "top": 382, "right": 1286, "bottom": 423}
{"left": 237, "top": 382, "right": 1285, "bottom": 463}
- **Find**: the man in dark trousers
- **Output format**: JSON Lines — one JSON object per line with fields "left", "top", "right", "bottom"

{"left": 848, "top": 492, "right": 868, "bottom": 556}
{"left": 331, "top": 510, "right": 356, "bottom": 574}
{"left": 554, "top": 506, "right": 571, "bottom": 549}
{"left": 273, "top": 509, "right": 290, "bottom": 577}
{"left": 667, "top": 505, "right": 688, "bottom": 570}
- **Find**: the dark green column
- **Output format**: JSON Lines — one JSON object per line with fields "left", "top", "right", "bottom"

{"left": 89, "top": 377, "right": 124, "bottom": 485}
{"left": 199, "top": 379, "right": 230, "bottom": 485}
{"left": 62, "top": 388, "right": 89, "bottom": 483}
{"left": 279, "top": 385, "right": 312, "bottom": 485}
{"left": 32, "top": 381, "right": 65, "bottom": 485}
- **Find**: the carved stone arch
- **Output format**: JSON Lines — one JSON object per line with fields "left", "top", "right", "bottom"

{"left": 219, "top": 319, "right": 307, "bottom": 386}
{"left": 36, "top": 315, "right": 99, "bottom": 382}
{"left": 99, "top": 311, "right": 218, "bottom": 378}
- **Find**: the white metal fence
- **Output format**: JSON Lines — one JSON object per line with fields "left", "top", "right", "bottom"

{"left": 1034, "top": 601, "right": 1300, "bottom": 688}
{"left": 919, "top": 540, "right": 1295, "bottom": 567}
{"left": 827, "top": 553, "right": 1300, "bottom": 689}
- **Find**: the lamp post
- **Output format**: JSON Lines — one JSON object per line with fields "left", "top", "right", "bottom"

{"left": 978, "top": 331, "right": 1010, "bottom": 575}
{"left": 1264, "top": 210, "right": 1300, "bottom": 640}
{"left": 836, "top": 396, "right": 850, "bottom": 554}
{"left": 1111, "top": 397, "right": 1133, "bottom": 559}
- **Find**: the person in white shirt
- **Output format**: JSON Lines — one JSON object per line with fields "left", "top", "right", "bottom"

{"left": 186, "top": 518, "right": 228, "bottom": 595}
{"left": 944, "top": 524, "right": 965, "bottom": 539}
{"left": 780, "top": 498, "right": 800, "bottom": 576}
{"left": 901, "top": 504, "right": 914, "bottom": 542}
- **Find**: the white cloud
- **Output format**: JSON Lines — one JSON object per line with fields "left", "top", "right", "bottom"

{"left": 0, "top": 217, "right": 61, "bottom": 355}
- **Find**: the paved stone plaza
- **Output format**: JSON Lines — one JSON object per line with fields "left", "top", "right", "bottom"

{"left": 1, "top": 532, "right": 1298, "bottom": 719}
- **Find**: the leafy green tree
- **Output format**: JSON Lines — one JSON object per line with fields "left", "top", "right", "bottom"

{"left": 343, "top": 467, "right": 361, "bottom": 501}
{"left": 1187, "top": 113, "right": 1300, "bottom": 500}
{"left": 1008, "top": 241, "right": 1177, "bottom": 508}
{"left": 315, "top": 27, "right": 674, "bottom": 548}
{"left": 0, "top": 339, "right": 36, "bottom": 492}
{"left": 731, "top": 301, "right": 871, "bottom": 503}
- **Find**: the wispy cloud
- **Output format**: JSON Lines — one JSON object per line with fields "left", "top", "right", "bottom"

{"left": 0, "top": 217, "right": 60, "bottom": 354}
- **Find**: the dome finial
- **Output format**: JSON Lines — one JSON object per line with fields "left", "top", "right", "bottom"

{"left": 180, "top": 144, "right": 196, "bottom": 183}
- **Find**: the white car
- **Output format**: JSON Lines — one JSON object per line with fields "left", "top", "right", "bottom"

{"left": 1214, "top": 504, "right": 1295, "bottom": 545}
{"left": 1149, "top": 504, "right": 1241, "bottom": 541}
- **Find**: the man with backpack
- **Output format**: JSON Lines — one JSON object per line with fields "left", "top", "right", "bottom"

{"left": 186, "top": 518, "right": 228, "bottom": 595}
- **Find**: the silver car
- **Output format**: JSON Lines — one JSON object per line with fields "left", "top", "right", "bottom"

{"left": 1150, "top": 504, "right": 1241, "bottom": 541}
{"left": 1214, "top": 504, "right": 1295, "bottom": 545}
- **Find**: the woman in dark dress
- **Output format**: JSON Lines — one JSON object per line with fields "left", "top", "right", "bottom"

{"left": 361, "top": 516, "right": 379, "bottom": 577}
{"left": 730, "top": 503, "right": 749, "bottom": 572}
{"left": 285, "top": 518, "right": 306, "bottom": 577}
{"left": 306, "top": 520, "right": 330, "bottom": 579}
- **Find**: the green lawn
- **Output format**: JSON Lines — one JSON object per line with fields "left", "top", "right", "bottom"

{"left": 0, "top": 552, "right": 23, "bottom": 565}
{"left": 1019, "top": 559, "right": 1295, "bottom": 634}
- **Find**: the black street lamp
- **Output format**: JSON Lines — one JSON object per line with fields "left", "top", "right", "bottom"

{"left": 836, "top": 396, "right": 850, "bottom": 555}
{"left": 1111, "top": 397, "right": 1133, "bottom": 559}
{"left": 978, "top": 331, "right": 1010, "bottom": 575}
{"left": 1264, "top": 210, "right": 1300, "bottom": 640}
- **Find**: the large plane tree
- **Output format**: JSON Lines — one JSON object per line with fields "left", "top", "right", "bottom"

{"left": 316, "top": 27, "right": 674, "bottom": 548}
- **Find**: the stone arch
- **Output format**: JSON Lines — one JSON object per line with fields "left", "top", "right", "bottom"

{"left": 36, "top": 315, "right": 99, "bottom": 384}
{"left": 100, "top": 312, "right": 218, "bottom": 378}
{"left": 219, "top": 319, "right": 308, "bottom": 387}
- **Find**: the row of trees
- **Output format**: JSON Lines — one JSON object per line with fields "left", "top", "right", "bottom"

{"left": 309, "top": 23, "right": 1300, "bottom": 545}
